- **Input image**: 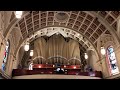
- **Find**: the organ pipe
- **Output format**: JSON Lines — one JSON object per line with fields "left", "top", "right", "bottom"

{"left": 32, "top": 34, "right": 81, "bottom": 65}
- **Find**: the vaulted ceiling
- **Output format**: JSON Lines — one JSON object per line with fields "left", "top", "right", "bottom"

{"left": 10, "top": 11, "right": 119, "bottom": 45}
{"left": 5, "top": 11, "right": 120, "bottom": 57}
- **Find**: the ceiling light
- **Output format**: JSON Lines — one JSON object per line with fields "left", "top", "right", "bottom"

{"left": 30, "top": 50, "right": 34, "bottom": 56}
{"left": 101, "top": 47, "right": 106, "bottom": 55}
{"left": 100, "top": 40, "right": 106, "bottom": 55}
{"left": 84, "top": 53, "right": 88, "bottom": 59}
{"left": 15, "top": 11, "right": 23, "bottom": 18}
{"left": 24, "top": 42, "right": 29, "bottom": 51}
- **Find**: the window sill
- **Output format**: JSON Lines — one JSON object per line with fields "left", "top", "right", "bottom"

{"left": 105, "top": 73, "right": 120, "bottom": 79}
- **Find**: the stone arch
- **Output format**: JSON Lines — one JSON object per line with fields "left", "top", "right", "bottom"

{"left": 13, "top": 27, "right": 100, "bottom": 67}
{"left": 103, "top": 38, "right": 120, "bottom": 76}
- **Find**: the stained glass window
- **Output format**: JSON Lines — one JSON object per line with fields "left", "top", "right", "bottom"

{"left": 2, "top": 41, "right": 9, "bottom": 71}
{"left": 106, "top": 45, "right": 119, "bottom": 75}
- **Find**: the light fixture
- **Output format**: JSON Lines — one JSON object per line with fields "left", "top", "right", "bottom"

{"left": 73, "top": 66, "right": 76, "bottom": 69}
{"left": 100, "top": 40, "right": 106, "bottom": 55}
{"left": 30, "top": 50, "right": 34, "bottom": 56}
{"left": 53, "top": 65, "right": 55, "bottom": 67}
{"left": 24, "top": 42, "right": 29, "bottom": 51}
{"left": 77, "top": 33, "right": 80, "bottom": 36}
{"left": 64, "top": 65, "right": 66, "bottom": 68}
{"left": 84, "top": 53, "right": 88, "bottom": 59}
{"left": 101, "top": 47, "right": 106, "bottom": 55}
{"left": 39, "top": 65, "right": 41, "bottom": 68}
{"left": 15, "top": 11, "right": 23, "bottom": 18}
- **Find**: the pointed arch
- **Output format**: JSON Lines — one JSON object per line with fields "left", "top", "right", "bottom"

{"left": 106, "top": 45, "right": 119, "bottom": 75}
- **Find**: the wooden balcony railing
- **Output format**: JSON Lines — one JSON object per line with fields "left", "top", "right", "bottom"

{"left": 12, "top": 68, "right": 102, "bottom": 78}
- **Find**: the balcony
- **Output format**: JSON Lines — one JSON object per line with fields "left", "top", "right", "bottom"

{"left": 12, "top": 64, "right": 102, "bottom": 79}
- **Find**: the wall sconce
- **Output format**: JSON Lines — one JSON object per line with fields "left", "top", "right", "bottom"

{"left": 15, "top": 11, "right": 23, "bottom": 19}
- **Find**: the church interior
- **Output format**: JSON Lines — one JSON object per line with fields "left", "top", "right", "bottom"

{"left": 0, "top": 11, "right": 120, "bottom": 79}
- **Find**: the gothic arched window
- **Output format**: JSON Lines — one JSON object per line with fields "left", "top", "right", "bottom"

{"left": 106, "top": 45, "right": 119, "bottom": 75}
{"left": 2, "top": 41, "right": 10, "bottom": 71}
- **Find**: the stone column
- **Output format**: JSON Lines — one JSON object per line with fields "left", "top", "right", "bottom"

{"left": 87, "top": 50, "right": 101, "bottom": 71}
{"left": 0, "top": 33, "right": 6, "bottom": 69}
